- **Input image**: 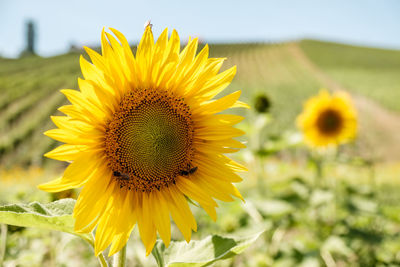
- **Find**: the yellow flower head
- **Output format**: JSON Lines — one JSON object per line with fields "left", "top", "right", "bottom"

{"left": 297, "top": 89, "right": 357, "bottom": 147}
{"left": 39, "top": 26, "right": 248, "bottom": 256}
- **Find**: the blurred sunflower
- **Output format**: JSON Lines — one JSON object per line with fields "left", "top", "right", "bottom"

{"left": 39, "top": 26, "right": 248, "bottom": 256}
{"left": 254, "top": 93, "right": 271, "bottom": 114}
{"left": 297, "top": 89, "right": 357, "bottom": 147}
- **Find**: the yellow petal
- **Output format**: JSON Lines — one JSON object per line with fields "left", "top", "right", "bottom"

{"left": 44, "top": 128, "right": 100, "bottom": 145}
{"left": 193, "top": 153, "right": 244, "bottom": 183}
{"left": 163, "top": 187, "right": 193, "bottom": 242}
{"left": 109, "top": 28, "right": 138, "bottom": 88}
{"left": 58, "top": 105, "right": 91, "bottom": 123}
{"left": 201, "top": 173, "right": 243, "bottom": 201}
{"left": 190, "top": 175, "right": 234, "bottom": 202}
{"left": 178, "top": 44, "right": 211, "bottom": 96}
{"left": 94, "top": 191, "right": 123, "bottom": 255}
{"left": 50, "top": 115, "right": 101, "bottom": 133}
{"left": 74, "top": 168, "right": 114, "bottom": 232}
{"left": 232, "top": 100, "right": 250, "bottom": 109}
{"left": 200, "top": 204, "right": 217, "bottom": 221}
{"left": 194, "top": 90, "right": 242, "bottom": 115}
{"left": 199, "top": 66, "right": 237, "bottom": 99}
{"left": 166, "top": 30, "right": 180, "bottom": 60}
{"left": 155, "top": 29, "right": 180, "bottom": 88}
{"left": 60, "top": 89, "right": 108, "bottom": 122}
{"left": 84, "top": 46, "right": 107, "bottom": 72}
{"left": 100, "top": 27, "right": 112, "bottom": 59}
{"left": 150, "top": 191, "right": 171, "bottom": 247}
{"left": 136, "top": 26, "right": 155, "bottom": 84}
{"left": 175, "top": 177, "right": 217, "bottom": 206}
{"left": 108, "top": 190, "right": 137, "bottom": 256}
{"left": 108, "top": 231, "right": 132, "bottom": 257}
{"left": 38, "top": 152, "right": 99, "bottom": 192}
{"left": 168, "top": 186, "right": 197, "bottom": 233}
{"left": 79, "top": 56, "right": 107, "bottom": 86}
{"left": 194, "top": 114, "right": 244, "bottom": 127}
{"left": 195, "top": 126, "right": 245, "bottom": 140}
{"left": 170, "top": 38, "right": 199, "bottom": 94}
{"left": 44, "top": 144, "right": 89, "bottom": 161}
{"left": 150, "top": 28, "right": 169, "bottom": 86}
{"left": 137, "top": 193, "right": 157, "bottom": 256}
{"left": 194, "top": 138, "right": 245, "bottom": 154}
{"left": 79, "top": 79, "right": 117, "bottom": 116}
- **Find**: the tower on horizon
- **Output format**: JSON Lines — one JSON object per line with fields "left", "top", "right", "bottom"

{"left": 25, "top": 20, "right": 36, "bottom": 55}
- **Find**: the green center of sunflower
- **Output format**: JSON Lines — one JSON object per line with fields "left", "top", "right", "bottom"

{"left": 316, "top": 109, "right": 343, "bottom": 135}
{"left": 105, "top": 89, "right": 194, "bottom": 192}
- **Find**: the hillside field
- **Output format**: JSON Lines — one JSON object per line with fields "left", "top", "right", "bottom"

{"left": 1, "top": 40, "right": 400, "bottom": 167}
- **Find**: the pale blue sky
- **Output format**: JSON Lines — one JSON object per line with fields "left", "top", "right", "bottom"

{"left": 1, "top": 0, "right": 399, "bottom": 58}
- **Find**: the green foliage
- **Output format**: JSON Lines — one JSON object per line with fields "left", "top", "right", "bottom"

{"left": 0, "top": 199, "right": 92, "bottom": 244}
{"left": 152, "top": 231, "right": 263, "bottom": 267}
{"left": 242, "top": 176, "right": 400, "bottom": 266}
{"left": 0, "top": 162, "right": 400, "bottom": 266}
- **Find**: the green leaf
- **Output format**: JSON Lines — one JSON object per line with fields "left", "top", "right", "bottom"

{"left": 310, "top": 189, "right": 334, "bottom": 207}
{"left": 322, "top": 236, "right": 353, "bottom": 257}
{"left": 254, "top": 199, "right": 294, "bottom": 217}
{"left": 0, "top": 199, "right": 92, "bottom": 244}
{"left": 152, "top": 231, "right": 263, "bottom": 267}
{"left": 349, "top": 196, "right": 378, "bottom": 213}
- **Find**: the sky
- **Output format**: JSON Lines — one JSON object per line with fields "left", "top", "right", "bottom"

{"left": 1, "top": 0, "right": 400, "bottom": 58}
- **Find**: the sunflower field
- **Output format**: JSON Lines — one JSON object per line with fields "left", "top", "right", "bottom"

{"left": 1, "top": 29, "right": 400, "bottom": 267}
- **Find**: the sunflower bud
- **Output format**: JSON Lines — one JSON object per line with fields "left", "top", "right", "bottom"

{"left": 254, "top": 94, "right": 271, "bottom": 113}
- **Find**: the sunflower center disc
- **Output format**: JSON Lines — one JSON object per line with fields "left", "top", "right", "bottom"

{"left": 105, "top": 89, "right": 194, "bottom": 192}
{"left": 316, "top": 109, "right": 343, "bottom": 135}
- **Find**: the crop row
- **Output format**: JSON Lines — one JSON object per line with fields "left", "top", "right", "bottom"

{"left": 0, "top": 110, "right": 65, "bottom": 167}
{"left": 0, "top": 61, "right": 79, "bottom": 111}
{"left": 0, "top": 90, "right": 66, "bottom": 160}
{"left": 0, "top": 77, "right": 73, "bottom": 130}
{"left": 0, "top": 53, "right": 80, "bottom": 76}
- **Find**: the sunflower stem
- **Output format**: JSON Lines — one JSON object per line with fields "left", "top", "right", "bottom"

{"left": 98, "top": 252, "right": 109, "bottom": 267}
{"left": 0, "top": 224, "right": 7, "bottom": 266}
{"left": 316, "top": 159, "right": 323, "bottom": 180}
{"left": 113, "top": 245, "right": 126, "bottom": 267}
{"left": 91, "top": 232, "right": 109, "bottom": 267}
{"left": 313, "top": 154, "right": 324, "bottom": 187}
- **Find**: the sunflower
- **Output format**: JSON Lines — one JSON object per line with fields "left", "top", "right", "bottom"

{"left": 297, "top": 89, "right": 357, "bottom": 147}
{"left": 39, "top": 26, "right": 248, "bottom": 256}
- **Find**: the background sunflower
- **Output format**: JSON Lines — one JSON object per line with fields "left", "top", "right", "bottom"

{"left": 297, "top": 89, "right": 357, "bottom": 148}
